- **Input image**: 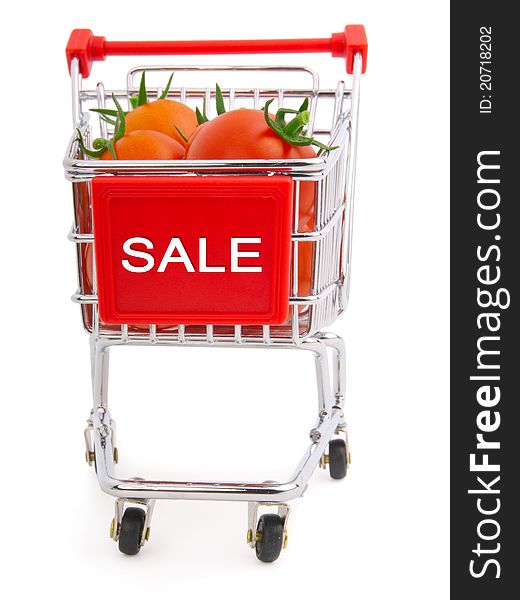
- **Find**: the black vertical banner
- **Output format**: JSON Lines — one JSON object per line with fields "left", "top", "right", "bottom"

{"left": 451, "top": 3, "right": 518, "bottom": 597}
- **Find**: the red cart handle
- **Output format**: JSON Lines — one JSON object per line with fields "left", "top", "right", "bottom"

{"left": 66, "top": 26, "right": 368, "bottom": 79}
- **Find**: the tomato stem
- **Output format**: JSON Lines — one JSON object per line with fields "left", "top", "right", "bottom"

{"left": 263, "top": 98, "right": 337, "bottom": 153}
{"left": 76, "top": 129, "right": 106, "bottom": 158}
{"left": 283, "top": 111, "right": 310, "bottom": 136}
{"left": 76, "top": 94, "right": 126, "bottom": 160}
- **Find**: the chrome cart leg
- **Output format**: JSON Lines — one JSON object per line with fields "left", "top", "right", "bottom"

{"left": 313, "top": 339, "right": 334, "bottom": 415}
{"left": 316, "top": 332, "right": 346, "bottom": 413}
{"left": 314, "top": 333, "right": 350, "bottom": 478}
{"left": 247, "top": 501, "right": 290, "bottom": 563}
{"left": 85, "top": 337, "right": 118, "bottom": 466}
{"left": 90, "top": 337, "right": 110, "bottom": 410}
{"left": 110, "top": 497, "right": 156, "bottom": 556}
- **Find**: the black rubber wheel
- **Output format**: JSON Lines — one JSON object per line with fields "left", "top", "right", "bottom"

{"left": 329, "top": 438, "right": 348, "bottom": 479}
{"left": 255, "top": 514, "right": 284, "bottom": 563}
{"left": 118, "top": 507, "right": 146, "bottom": 556}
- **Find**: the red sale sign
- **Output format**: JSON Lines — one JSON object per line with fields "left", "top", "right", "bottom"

{"left": 92, "top": 176, "right": 293, "bottom": 325}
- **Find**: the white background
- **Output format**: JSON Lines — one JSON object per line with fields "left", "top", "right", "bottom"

{"left": 1, "top": 1, "right": 449, "bottom": 598}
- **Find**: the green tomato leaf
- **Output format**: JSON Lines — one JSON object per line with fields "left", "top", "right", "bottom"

{"left": 112, "top": 94, "right": 126, "bottom": 142}
{"left": 298, "top": 97, "right": 309, "bottom": 112}
{"left": 159, "top": 73, "right": 174, "bottom": 100}
{"left": 215, "top": 83, "right": 226, "bottom": 115}
{"left": 274, "top": 107, "right": 298, "bottom": 128}
{"left": 105, "top": 140, "right": 117, "bottom": 160}
{"left": 263, "top": 99, "right": 282, "bottom": 134}
{"left": 175, "top": 125, "right": 189, "bottom": 143}
{"left": 90, "top": 108, "right": 119, "bottom": 117}
{"left": 196, "top": 106, "right": 208, "bottom": 125}
{"left": 99, "top": 114, "right": 117, "bottom": 126}
{"left": 137, "top": 71, "right": 148, "bottom": 106}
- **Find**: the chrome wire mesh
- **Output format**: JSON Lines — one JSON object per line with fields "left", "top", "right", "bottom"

{"left": 65, "top": 64, "right": 355, "bottom": 345}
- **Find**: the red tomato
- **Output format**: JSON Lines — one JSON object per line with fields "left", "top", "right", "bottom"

{"left": 186, "top": 109, "right": 315, "bottom": 298}
{"left": 125, "top": 99, "right": 198, "bottom": 147}
{"left": 100, "top": 130, "right": 185, "bottom": 160}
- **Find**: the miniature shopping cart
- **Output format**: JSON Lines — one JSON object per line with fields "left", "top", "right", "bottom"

{"left": 64, "top": 26, "right": 368, "bottom": 561}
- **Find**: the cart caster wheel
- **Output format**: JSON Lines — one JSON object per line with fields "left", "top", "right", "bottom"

{"left": 118, "top": 507, "right": 146, "bottom": 556}
{"left": 255, "top": 514, "right": 284, "bottom": 563}
{"left": 329, "top": 438, "right": 348, "bottom": 479}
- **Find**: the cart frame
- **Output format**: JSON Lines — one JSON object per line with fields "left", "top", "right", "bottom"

{"left": 64, "top": 27, "right": 366, "bottom": 559}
